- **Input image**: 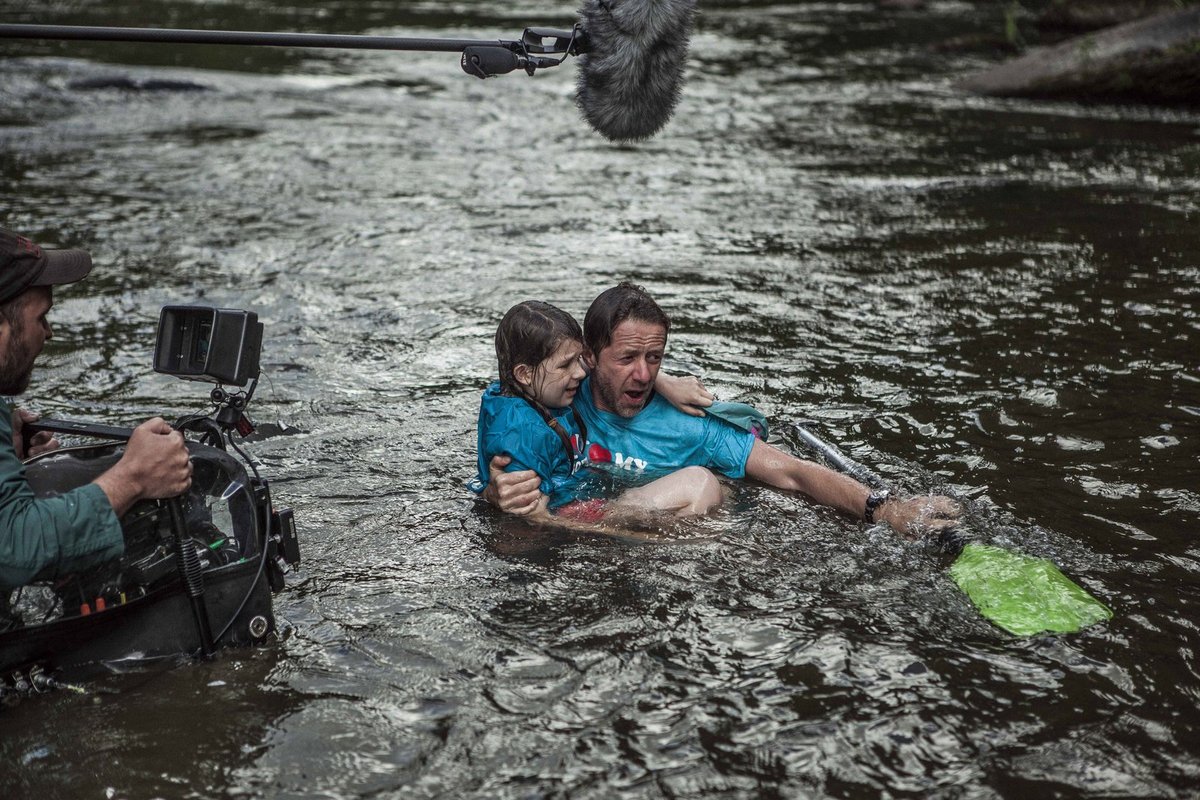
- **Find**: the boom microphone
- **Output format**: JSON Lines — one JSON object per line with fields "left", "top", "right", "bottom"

{"left": 574, "top": 0, "right": 697, "bottom": 142}
{"left": 0, "top": 5, "right": 699, "bottom": 142}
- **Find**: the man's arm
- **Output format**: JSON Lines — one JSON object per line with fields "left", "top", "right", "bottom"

{"left": 479, "top": 454, "right": 545, "bottom": 516}
{"left": 743, "top": 439, "right": 959, "bottom": 537}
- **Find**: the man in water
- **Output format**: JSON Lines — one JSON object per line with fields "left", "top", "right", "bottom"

{"left": 480, "top": 282, "right": 959, "bottom": 536}
{"left": 0, "top": 226, "right": 193, "bottom": 592}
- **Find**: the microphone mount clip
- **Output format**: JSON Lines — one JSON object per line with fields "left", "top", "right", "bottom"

{"left": 460, "top": 25, "right": 586, "bottom": 79}
{"left": 521, "top": 26, "right": 588, "bottom": 56}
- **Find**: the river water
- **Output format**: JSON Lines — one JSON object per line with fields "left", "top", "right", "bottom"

{"left": 2, "top": 0, "right": 1198, "bottom": 797}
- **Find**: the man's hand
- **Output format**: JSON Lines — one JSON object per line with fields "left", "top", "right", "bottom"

{"left": 94, "top": 417, "right": 193, "bottom": 516}
{"left": 481, "top": 454, "right": 545, "bottom": 516}
{"left": 124, "top": 418, "right": 193, "bottom": 499}
{"left": 877, "top": 495, "right": 962, "bottom": 540}
{"left": 12, "top": 408, "right": 60, "bottom": 459}
{"left": 655, "top": 373, "right": 714, "bottom": 418}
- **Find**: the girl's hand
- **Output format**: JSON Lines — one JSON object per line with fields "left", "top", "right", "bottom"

{"left": 655, "top": 373, "right": 714, "bottom": 417}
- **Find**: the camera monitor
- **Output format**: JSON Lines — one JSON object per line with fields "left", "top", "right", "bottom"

{"left": 154, "top": 306, "right": 263, "bottom": 386}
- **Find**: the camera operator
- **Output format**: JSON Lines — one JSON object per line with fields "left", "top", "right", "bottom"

{"left": 0, "top": 226, "right": 193, "bottom": 593}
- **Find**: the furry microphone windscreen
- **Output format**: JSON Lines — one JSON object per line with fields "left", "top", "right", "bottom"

{"left": 575, "top": 0, "right": 697, "bottom": 142}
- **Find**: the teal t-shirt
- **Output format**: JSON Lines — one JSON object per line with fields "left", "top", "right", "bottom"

{"left": 0, "top": 401, "right": 124, "bottom": 591}
{"left": 572, "top": 377, "right": 756, "bottom": 479}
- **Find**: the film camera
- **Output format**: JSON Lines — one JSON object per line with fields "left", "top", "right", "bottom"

{"left": 1, "top": 306, "right": 300, "bottom": 679}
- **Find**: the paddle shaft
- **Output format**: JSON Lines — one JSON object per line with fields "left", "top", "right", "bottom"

{"left": 791, "top": 423, "right": 889, "bottom": 491}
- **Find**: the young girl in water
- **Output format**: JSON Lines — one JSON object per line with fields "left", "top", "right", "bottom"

{"left": 472, "top": 300, "right": 722, "bottom": 529}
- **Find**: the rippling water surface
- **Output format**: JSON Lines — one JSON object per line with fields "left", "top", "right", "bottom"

{"left": 2, "top": 1, "right": 1198, "bottom": 797}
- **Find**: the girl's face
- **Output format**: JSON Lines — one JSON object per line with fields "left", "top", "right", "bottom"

{"left": 517, "top": 338, "right": 588, "bottom": 409}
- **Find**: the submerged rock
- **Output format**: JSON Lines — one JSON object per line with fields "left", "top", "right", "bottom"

{"left": 1036, "top": 0, "right": 1180, "bottom": 33}
{"left": 877, "top": 0, "right": 927, "bottom": 10}
{"left": 67, "top": 76, "right": 210, "bottom": 92}
{"left": 959, "top": 7, "right": 1200, "bottom": 105}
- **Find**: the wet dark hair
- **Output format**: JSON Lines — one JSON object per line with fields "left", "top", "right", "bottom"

{"left": 495, "top": 300, "right": 583, "bottom": 399}
{"left": 583, "top": 281, "right": 670, "bottom": 357}
{"left": 494, "top": 300, "right": 587, "bottom": 461}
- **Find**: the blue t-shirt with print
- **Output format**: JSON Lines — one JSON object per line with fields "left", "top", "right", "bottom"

{"left": 572, "top": 376, "right": 756, "bottom": 479}
{"left": 470, "top": 382, "right": 587, "bottom": 508}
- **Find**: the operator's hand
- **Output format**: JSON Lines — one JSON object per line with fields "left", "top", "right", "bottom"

{"left": 12, "top": 408, "right": 60, "bottom": 459}
{"left": 124, "top": 417, "right": 192, "bottom": 499}
{"left": 95, "top": 418, "right": 192, "bottom": 515}
{"left": 655, "top": 373, "right": 714, "bottom": 418}
{"left": 878, "top": 494, "right": 962, "bottom": 540}
{"left": 481, "top": 454, "right": 544, "bottom": 516}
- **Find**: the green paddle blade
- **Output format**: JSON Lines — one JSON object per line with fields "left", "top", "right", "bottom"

{"left": 948, "top": 544, "right": 1112, "bottom": 636}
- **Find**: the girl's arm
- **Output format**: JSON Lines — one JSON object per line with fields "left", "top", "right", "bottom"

{"left": 654, "top": 372, "right": 714, "bottom": 417}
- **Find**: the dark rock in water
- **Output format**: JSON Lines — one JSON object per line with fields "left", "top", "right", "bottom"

{"left": 959, "top": 7, "right": 1200, "bottom": 105}
{"left": 933, "top": 32, "right": 1023, "bottom": 57}
{"left": 1037, "top": 0, "right": 1179, "bottom": 34}
{"left": 67, "top": 76, "right": 210, "bottom": 92}
{"left": 877, "top": 0, "right": 927, "bottom": 10}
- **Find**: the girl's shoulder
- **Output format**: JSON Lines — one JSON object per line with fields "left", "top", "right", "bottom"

{"left": 480, "top": 386, "right": 539, "bottom": 421}
{"left": 479, "top": 391, "right": 563, "bottom": 438}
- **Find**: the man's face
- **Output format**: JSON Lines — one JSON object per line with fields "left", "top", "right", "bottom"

{"left": 0, "top": 287, "right": 53, "bottom": 395}
{"left": 587, "top": 319, "right": 666, "bottom": 418}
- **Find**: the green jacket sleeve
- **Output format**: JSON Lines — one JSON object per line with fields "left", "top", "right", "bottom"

{"left": 0, "top": 402, "right": 124, "bottom": 592}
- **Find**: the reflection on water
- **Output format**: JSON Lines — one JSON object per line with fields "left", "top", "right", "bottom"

{"left": 2, "top": 0, "right": 1199, "bottom": 796}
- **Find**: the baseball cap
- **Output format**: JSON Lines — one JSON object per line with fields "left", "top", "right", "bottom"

{"left": 0, "top": 226, "right": 94, "bottom": 305}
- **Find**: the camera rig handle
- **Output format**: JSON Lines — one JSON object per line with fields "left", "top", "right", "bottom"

{"left": 21, "top": 419, "right": 134, "bottom": 459}
{"left": 21, "top": 390, "right": 253, "bottom": 454}
{"left": 24, "top": 419, "right": 135, "bottom": 443}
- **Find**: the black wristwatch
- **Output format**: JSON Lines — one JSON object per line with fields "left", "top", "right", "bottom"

{"left": 864, "top": 490, "right": 891, "bottom": 523}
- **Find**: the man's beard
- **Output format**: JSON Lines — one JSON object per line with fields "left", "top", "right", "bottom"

{"left": 594, "top": 375, "right": 646, "bottom": 418}
{"left": 0, "top": 354, "right": 34, "bottom": 395}
{"left": 0, "top": 320, "right": 35, "bottom": 396}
